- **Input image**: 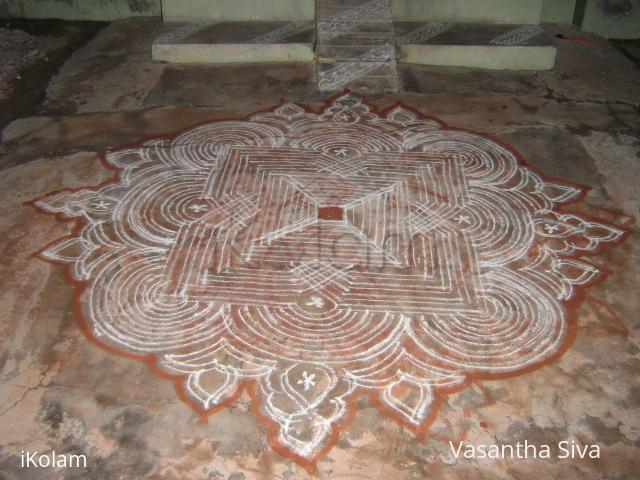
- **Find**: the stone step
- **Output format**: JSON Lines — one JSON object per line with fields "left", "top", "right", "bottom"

{"left": 316, "top": 21, "right": 395, "bottom": 63}
{"left": 316, "top": 0, "right": 399, "bottom": 93}
{"left": 152, "top": 22, "right": 315, "bottom": 64}
{"left": 318, "top": 25, "right": 395, "bottom": 38}
{"left": 317, "top": 61, "right": 399, "bottom": 93}
{"left": 317, "top": 43, "right": 396, "bottom": 63}
{"left": 395, "top": 23, "right": 557, "bottom": 70}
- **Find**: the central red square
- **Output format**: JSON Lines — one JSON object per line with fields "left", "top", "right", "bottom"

{"left": 318, "top": 206, "right": 344, "bottom": 221}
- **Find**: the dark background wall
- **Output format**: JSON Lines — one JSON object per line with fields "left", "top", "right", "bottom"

{"left": 0, "top": 0, "right": 161, "bottom": 21}
{"left": 1, "top": 0, "right": 638, "bottom": 38}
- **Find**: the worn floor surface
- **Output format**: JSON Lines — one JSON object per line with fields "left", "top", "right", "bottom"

{"left": 0, "top": 17, "right": 639, "bottom": 480}
{"left": 0, "top": 18, "right": 105, "bottom": 131}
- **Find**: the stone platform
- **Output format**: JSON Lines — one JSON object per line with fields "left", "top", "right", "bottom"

{"left": 152, "top": 18, "right": 558, "bottom": 91}
{"left": 152, "top": 22, "right": 316, "bottom": 64}
{"left": 395, "top": 22, "right": 557, "bottom": 70}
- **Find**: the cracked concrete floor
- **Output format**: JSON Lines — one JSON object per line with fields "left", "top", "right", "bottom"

{"left": 0, "top": 17, "right": 639, "bottom": 480}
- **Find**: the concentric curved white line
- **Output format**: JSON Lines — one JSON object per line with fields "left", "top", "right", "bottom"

{"left": 86, "top": 253, "right": 223, "bottom": 352}
{"left": 223, "top": 306, "right": 406, "bottom": 364}
{"left": 410, "top": 269, "right": 565, "bottom": 372}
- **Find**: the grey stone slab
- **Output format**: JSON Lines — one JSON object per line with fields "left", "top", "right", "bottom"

{"left": 317, "top": 44, "right": 396, "bottom": 63}
{"left": 156, "top": 22, "right": 315, "bottom": 45}
{"left": 317, "top": 21, "right": 394, "bottom": 38}
{"left": 317, "top": 60, "right": 398, "bottom": 91}
{"left": 399, "top": 44, "right": 557, "bottom": 70}
{"left": 394, "top": 23, "right": 557, "bottom": 70}
{"left": 153, "top": 22, "right": 218, "bottom": 45}
{"left": 317, "top": 60, "right": 398, "bottom": 77}
{"left": 153, "top": 43, "right": 316, "bottom": 64}
{"left": 395, "top": 22, "right": 553, "bottom": 47}
{"left": 152, "top": 21, "right": 316, "bottom": 64}
{"left": 317, "top": 32, "right": 395, "bottom": 48}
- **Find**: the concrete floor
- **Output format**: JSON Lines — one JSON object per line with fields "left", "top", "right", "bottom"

{"left": 0, "top": 17, "right": 639, "bottom": 480}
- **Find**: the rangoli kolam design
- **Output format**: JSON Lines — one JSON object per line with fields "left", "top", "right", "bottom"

{"left": 32, "top": 93, "right": 627, "bottom": 470}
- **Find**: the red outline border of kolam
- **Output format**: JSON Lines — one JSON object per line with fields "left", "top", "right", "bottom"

{"left": 26, "top": 91, "right": 634, "bottom": 474}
